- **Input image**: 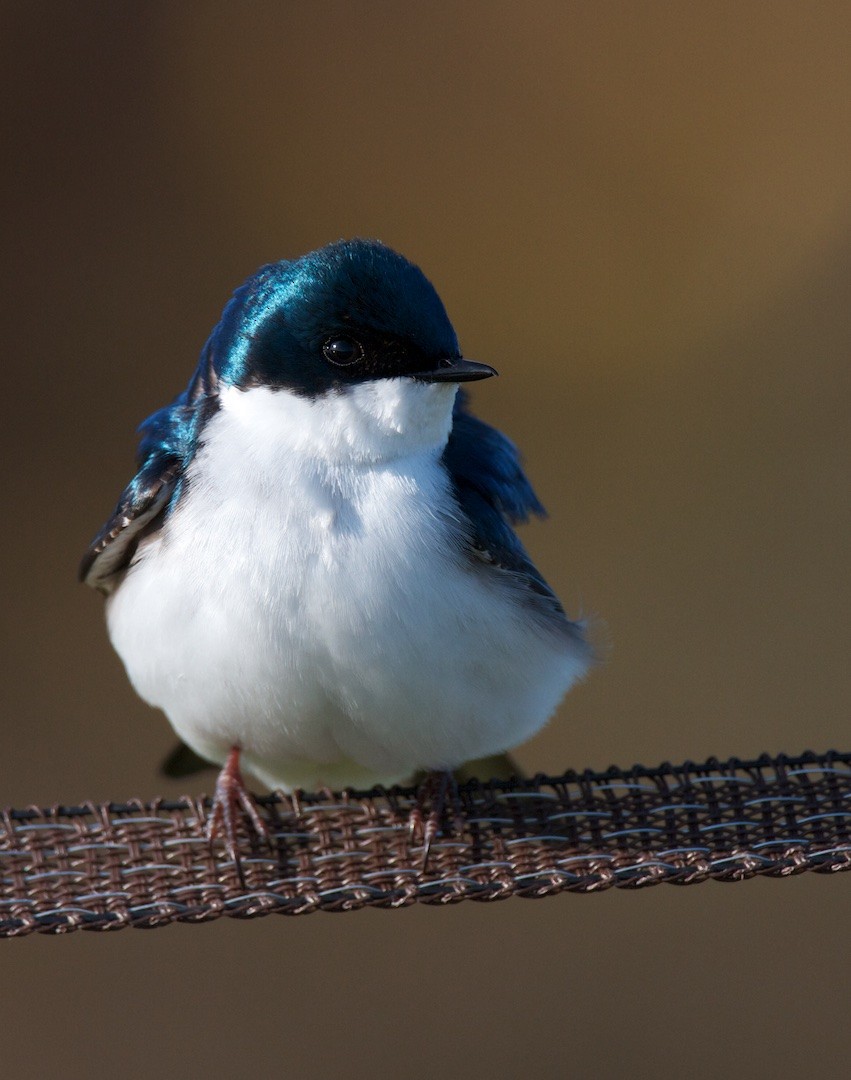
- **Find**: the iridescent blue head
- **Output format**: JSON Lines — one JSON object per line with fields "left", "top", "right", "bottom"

{"left": 207, "top": 239, "right": 496, "bottom": 398}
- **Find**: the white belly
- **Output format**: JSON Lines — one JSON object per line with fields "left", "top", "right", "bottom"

{"left": 106, "top": 385, "right": 588, "bottom": 790}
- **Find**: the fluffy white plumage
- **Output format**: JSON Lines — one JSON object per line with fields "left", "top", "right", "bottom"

{"left": 106, "top": 379, "right": 589, "bottom": 791}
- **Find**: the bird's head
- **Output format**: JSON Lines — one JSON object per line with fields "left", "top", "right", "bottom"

{"left": 200, "top": 240, "right": 497, "bottom": 463}
{"left": 210, "top": 239, "right": 496, "bottom": 397}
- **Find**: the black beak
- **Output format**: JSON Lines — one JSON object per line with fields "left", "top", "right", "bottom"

{"left": 414, "top": 358, "right": 498, "bottom": 383}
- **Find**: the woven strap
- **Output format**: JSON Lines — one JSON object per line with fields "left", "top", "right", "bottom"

{"left": 2, "top": 750, "right": 849, "bottom": 936}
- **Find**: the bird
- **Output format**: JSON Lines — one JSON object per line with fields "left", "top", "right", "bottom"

{"left": 80, "top": 239, "right": 592, "bottom": 868}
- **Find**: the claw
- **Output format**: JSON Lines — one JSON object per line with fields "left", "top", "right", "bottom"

{"left": 206, "top": 746, "right": 270, "bottom": 886}
{"left": 409, "top": 769, "right": 458, "bottom": 873}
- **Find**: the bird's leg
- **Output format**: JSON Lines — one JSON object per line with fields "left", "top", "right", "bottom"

{"left": 409, "top": 769, "right": 460, "bottom": 872}
{"left": 206, "top": 746, "right": 270, "bottom": 885}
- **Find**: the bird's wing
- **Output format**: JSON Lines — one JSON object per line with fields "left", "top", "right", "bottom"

{"left": 79, "top": 342, "right": 219, "bottom": 593}
{"left": 442, "top": 392, "right": 585, "bottom": 640}
{"left": 78, "top": 453, "right": 182, "bottom": 592}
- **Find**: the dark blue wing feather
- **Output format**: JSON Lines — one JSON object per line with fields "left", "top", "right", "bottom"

{"left": 443, "top": 392, "right": 583, "bottom": 637}
{"left": 444, "top": 391, "right": 546, "bottom": 524}
{"left": 79, "top": 340, "right": 220, "bottom": 591}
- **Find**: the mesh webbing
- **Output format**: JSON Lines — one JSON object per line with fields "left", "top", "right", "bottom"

{"left": 2, "top": 750, "right": 849, "bottom": 936}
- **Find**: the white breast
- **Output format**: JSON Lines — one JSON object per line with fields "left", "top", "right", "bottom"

{"left": 106, "top": 380, "right": 588, "bottom": 790}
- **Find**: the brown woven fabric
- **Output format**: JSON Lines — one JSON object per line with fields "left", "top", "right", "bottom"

{"left": 2, "top": 750, "right": 849, "bottom": 936}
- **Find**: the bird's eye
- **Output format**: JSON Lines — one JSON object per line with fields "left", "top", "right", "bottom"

{"left": 322, "top": 337, "right": 363, "bottom": 367}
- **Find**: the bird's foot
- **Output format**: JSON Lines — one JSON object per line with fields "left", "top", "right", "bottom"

{"left": 206, "top": 746, "right": 271, "bottom": 886}
{"left": 409, "top": 769, "right": 460, "bottom": 873}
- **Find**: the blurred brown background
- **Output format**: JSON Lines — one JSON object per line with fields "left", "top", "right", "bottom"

{"left": 1, "top": 3, "right": 849, "bottom": 1078}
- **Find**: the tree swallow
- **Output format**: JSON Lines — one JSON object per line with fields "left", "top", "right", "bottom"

{"left": 80, "top": 239, "right": 591, "bottom": 863}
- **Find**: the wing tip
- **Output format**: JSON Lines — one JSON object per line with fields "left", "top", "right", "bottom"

{"left": 77, "top": 541, "right": 101, "bottom": 587}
